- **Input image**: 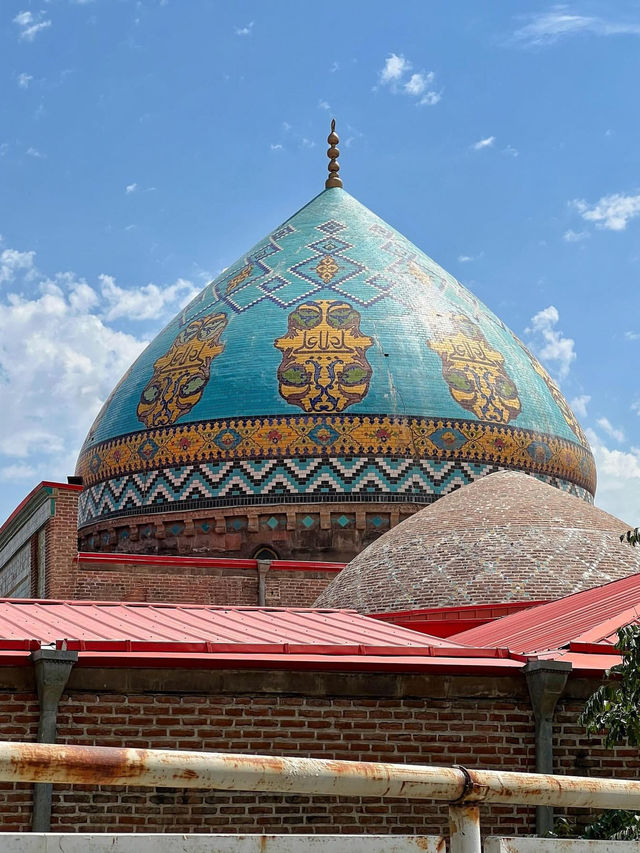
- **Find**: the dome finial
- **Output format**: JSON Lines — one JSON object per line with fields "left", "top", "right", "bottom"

{"left": 325, "top": 118, "right": 343, "bottom": 189}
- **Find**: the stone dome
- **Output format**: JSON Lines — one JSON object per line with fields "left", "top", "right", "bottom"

{"left": 75, "top": 185, "right": 595, "bottom": 557}
{"left": 314, "top": 471, "right": 638, "bottom": 612}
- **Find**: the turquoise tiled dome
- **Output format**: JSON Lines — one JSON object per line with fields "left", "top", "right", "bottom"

{"left": 76, "top": 187, "right": 595, "bottom": 529}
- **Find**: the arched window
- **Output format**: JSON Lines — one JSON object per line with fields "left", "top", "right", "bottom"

{"left": 253, "top": 547, "right": 278, "bottom": 561}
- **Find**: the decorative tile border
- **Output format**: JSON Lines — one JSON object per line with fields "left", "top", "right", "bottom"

{"left": 77, "top": 413, "right": 596, "bottom": 496}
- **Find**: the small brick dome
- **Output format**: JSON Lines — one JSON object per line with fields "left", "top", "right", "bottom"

{"left": 314, "top": 471, "right": 640, "bottom": 612}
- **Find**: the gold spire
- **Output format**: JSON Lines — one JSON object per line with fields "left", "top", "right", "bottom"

{"left": 325, "top": 118, "right": 343, "bottom": 189}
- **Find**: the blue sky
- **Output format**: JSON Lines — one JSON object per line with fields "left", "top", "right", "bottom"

{"left": 1, "top": 0, "right": 640, "bottom": 524}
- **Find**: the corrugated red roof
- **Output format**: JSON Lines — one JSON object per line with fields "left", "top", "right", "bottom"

{"left": 0, "top": 599, "right": 530, "bottom": 673}
{"left": 0, "top": 599, "right": 460, "bottom": 654}
{"left": 450, "top": 571, "right": 640, "bottom": 654}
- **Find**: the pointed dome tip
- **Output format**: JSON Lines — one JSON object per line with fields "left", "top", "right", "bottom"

{"left": 325, "top": 117, "right": 343, "bottom": 189}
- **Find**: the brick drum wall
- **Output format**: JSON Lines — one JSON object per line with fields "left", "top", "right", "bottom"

{"left": 50, "top": 692, "right": 537, "bottom": 835}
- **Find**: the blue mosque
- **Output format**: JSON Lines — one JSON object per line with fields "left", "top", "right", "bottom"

{"left": 73, "top": 121, "right": 595, "bottom": 567}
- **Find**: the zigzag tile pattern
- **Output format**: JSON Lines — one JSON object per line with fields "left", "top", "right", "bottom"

{"left": 77, "top": 458, "right": 592, "bottom": 527}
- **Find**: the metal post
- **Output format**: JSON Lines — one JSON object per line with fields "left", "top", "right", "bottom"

{"left": 257, "top": 560, "right": 270, "bottom": 606}
{"left": 449, "top": 805, "right": 481, "bottom": 853}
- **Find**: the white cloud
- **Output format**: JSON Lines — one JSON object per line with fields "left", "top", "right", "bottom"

{"left": 512, "top": 6, "right": 640, "bottom": 47}
{"left": 563, "top": 228, "right": 589, "bottom": 242}
{"left": 318, "top": 100, "right": 330, "bottom": 111}
{"left": 13, "top": 11, "right": 52, "bottom": 41}
{"left": 472, "top": 136, "right": 495, "bottom": 151}
{"left": 0, "top": 243, "right": 202, "bottom": 486}
{"left": 0, "top": 464, "right": 37, "bottom": 483}
{"left": 587, "top": 429, "right": 640, "bottom": 524}
{"left": 526, "top": 305, "right": 576, "bottom": 379}
{"left": 125, "top": 183, "right": 138, "bottom": 194}
{"left": 235, "top": 21, "right": 254, "bottom": 36}
{"left": 625, "top": 331, "right": 640, "bottom": 341}
{"left": 26, "top": 147, "right": 44, "bottom": 159}
{"left": 329, "top": 61, "right": 340, "bottom": 73}
{"left": 270, "top": 143, "right": 283, "bottom": 151}
{"left": 597, "top": 417, "right": 625, "bottom": 443}
{"left": 503, "top": 145, "right": 519, "bottom": 158}
{"left": 17, "top": 73, "right": 33, "bottom": 89}
{"left": 0, "top": 248, "right": 36, "bottom": 284}
{"left": 99, "top": 274, "right": 198, "bottom": 322}
{"left": 570, "top": 394, "right": 590, "bottom": 418}
{"left": 380, "top": 53, "right": 411, "bottom": 84}
{"left": 419, "top": 91, "right": 441, "bottom": 106}
{"left": 404, "top": 72, "right": 434, "bottom": 96}
{"left": 457, "top": 252, "right": 483, "bottom": 263}
{"left": 378, "top": 53, "right": 441, "bottom": 106}
{"left": 572, "top": 193, "right": 640, "bottom": 231}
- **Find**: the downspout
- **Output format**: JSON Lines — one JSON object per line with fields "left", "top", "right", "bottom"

{"left": 29, "top": 646, "right": 78, "bottom": 832}
{"left": 257, "top": 560, "right": 271, "bottom": 606}
{"left": 524, "top": 659, "right": 571, "bottom": 837}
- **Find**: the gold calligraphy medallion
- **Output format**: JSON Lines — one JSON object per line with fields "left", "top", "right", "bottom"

{"left": 429, "top": 314, "right": 521, "bottom": 423}
{"left": 274, "top": 300, "right": 373, "bottom": 413}
{"left": 137, "top": 312, "right": 228, "bottom": 428}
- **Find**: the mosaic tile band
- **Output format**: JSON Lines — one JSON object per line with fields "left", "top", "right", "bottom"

{"left": 76, "top": 414, "right": 597, "bottom": 496}
{"left": 77, "top": 458, "right": 592, "bottom": 528}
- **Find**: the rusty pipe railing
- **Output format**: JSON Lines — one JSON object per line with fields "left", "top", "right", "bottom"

{"left": 1, "top": 742, "right": 640, "bottom": 812}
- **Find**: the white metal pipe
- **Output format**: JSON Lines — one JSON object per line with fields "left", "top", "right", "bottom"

{"left": 0, "top": 742, "right": 639, "bottom": 812}
{"left": 449, "top": 806, "right": 481, "bottom": 853}
{"left": 465, "top": 767, "right": 640, "bottom": 810}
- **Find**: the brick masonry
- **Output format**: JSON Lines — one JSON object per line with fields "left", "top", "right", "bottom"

{"left": 77, "top": 503, "right": 421, "bottom": 564}
{"left": 0, "top": 690, "right": 38, "bottom": 831}
{"left": 45, "top": 487, "right": 82, "bottom": 600}
{"left": 316, "top": 470, "right": 640, "bottom": 612}
{"left": 70, "top": 557, "right": 339, "bottom": 606}
{"left": 0, "top": 665, "right": 635, "bottom": 836}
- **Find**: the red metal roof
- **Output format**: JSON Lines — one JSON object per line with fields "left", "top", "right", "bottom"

{"left": 0, "top": 599, "right": 527, "bottom": 674}
{"left": 450, "top": 571, "right": 640, "bottom": 654}
{"left": 370, "top": 600, "right": 546, "bottom": 638}
{"left": 0, "top": 599, "right": 460, "bottom": 654}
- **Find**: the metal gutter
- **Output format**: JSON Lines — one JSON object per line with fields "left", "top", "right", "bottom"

{"left": 61, "top": 650, "right": 525, "bottom": 674}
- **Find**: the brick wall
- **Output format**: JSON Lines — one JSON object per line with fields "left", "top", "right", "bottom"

{"left": 49, "top": 681, "right": 537, "bottom": 835}
{"left": 72, "top": 557, "right": 338, "bottom": 606}
{"left": 0, "top": 668, "right": 636, "bottom": 836}
{"left": 45, "top": 487, "right": 80, "bottom": 600}
{"left": 553, "top": 697, "right": 640, "bottom": 834}
{"left": 265, "top": 569, "right": 339, "bottom": 606}
{"left": 0, "top": 691, "right": 39, "bottom": 832}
